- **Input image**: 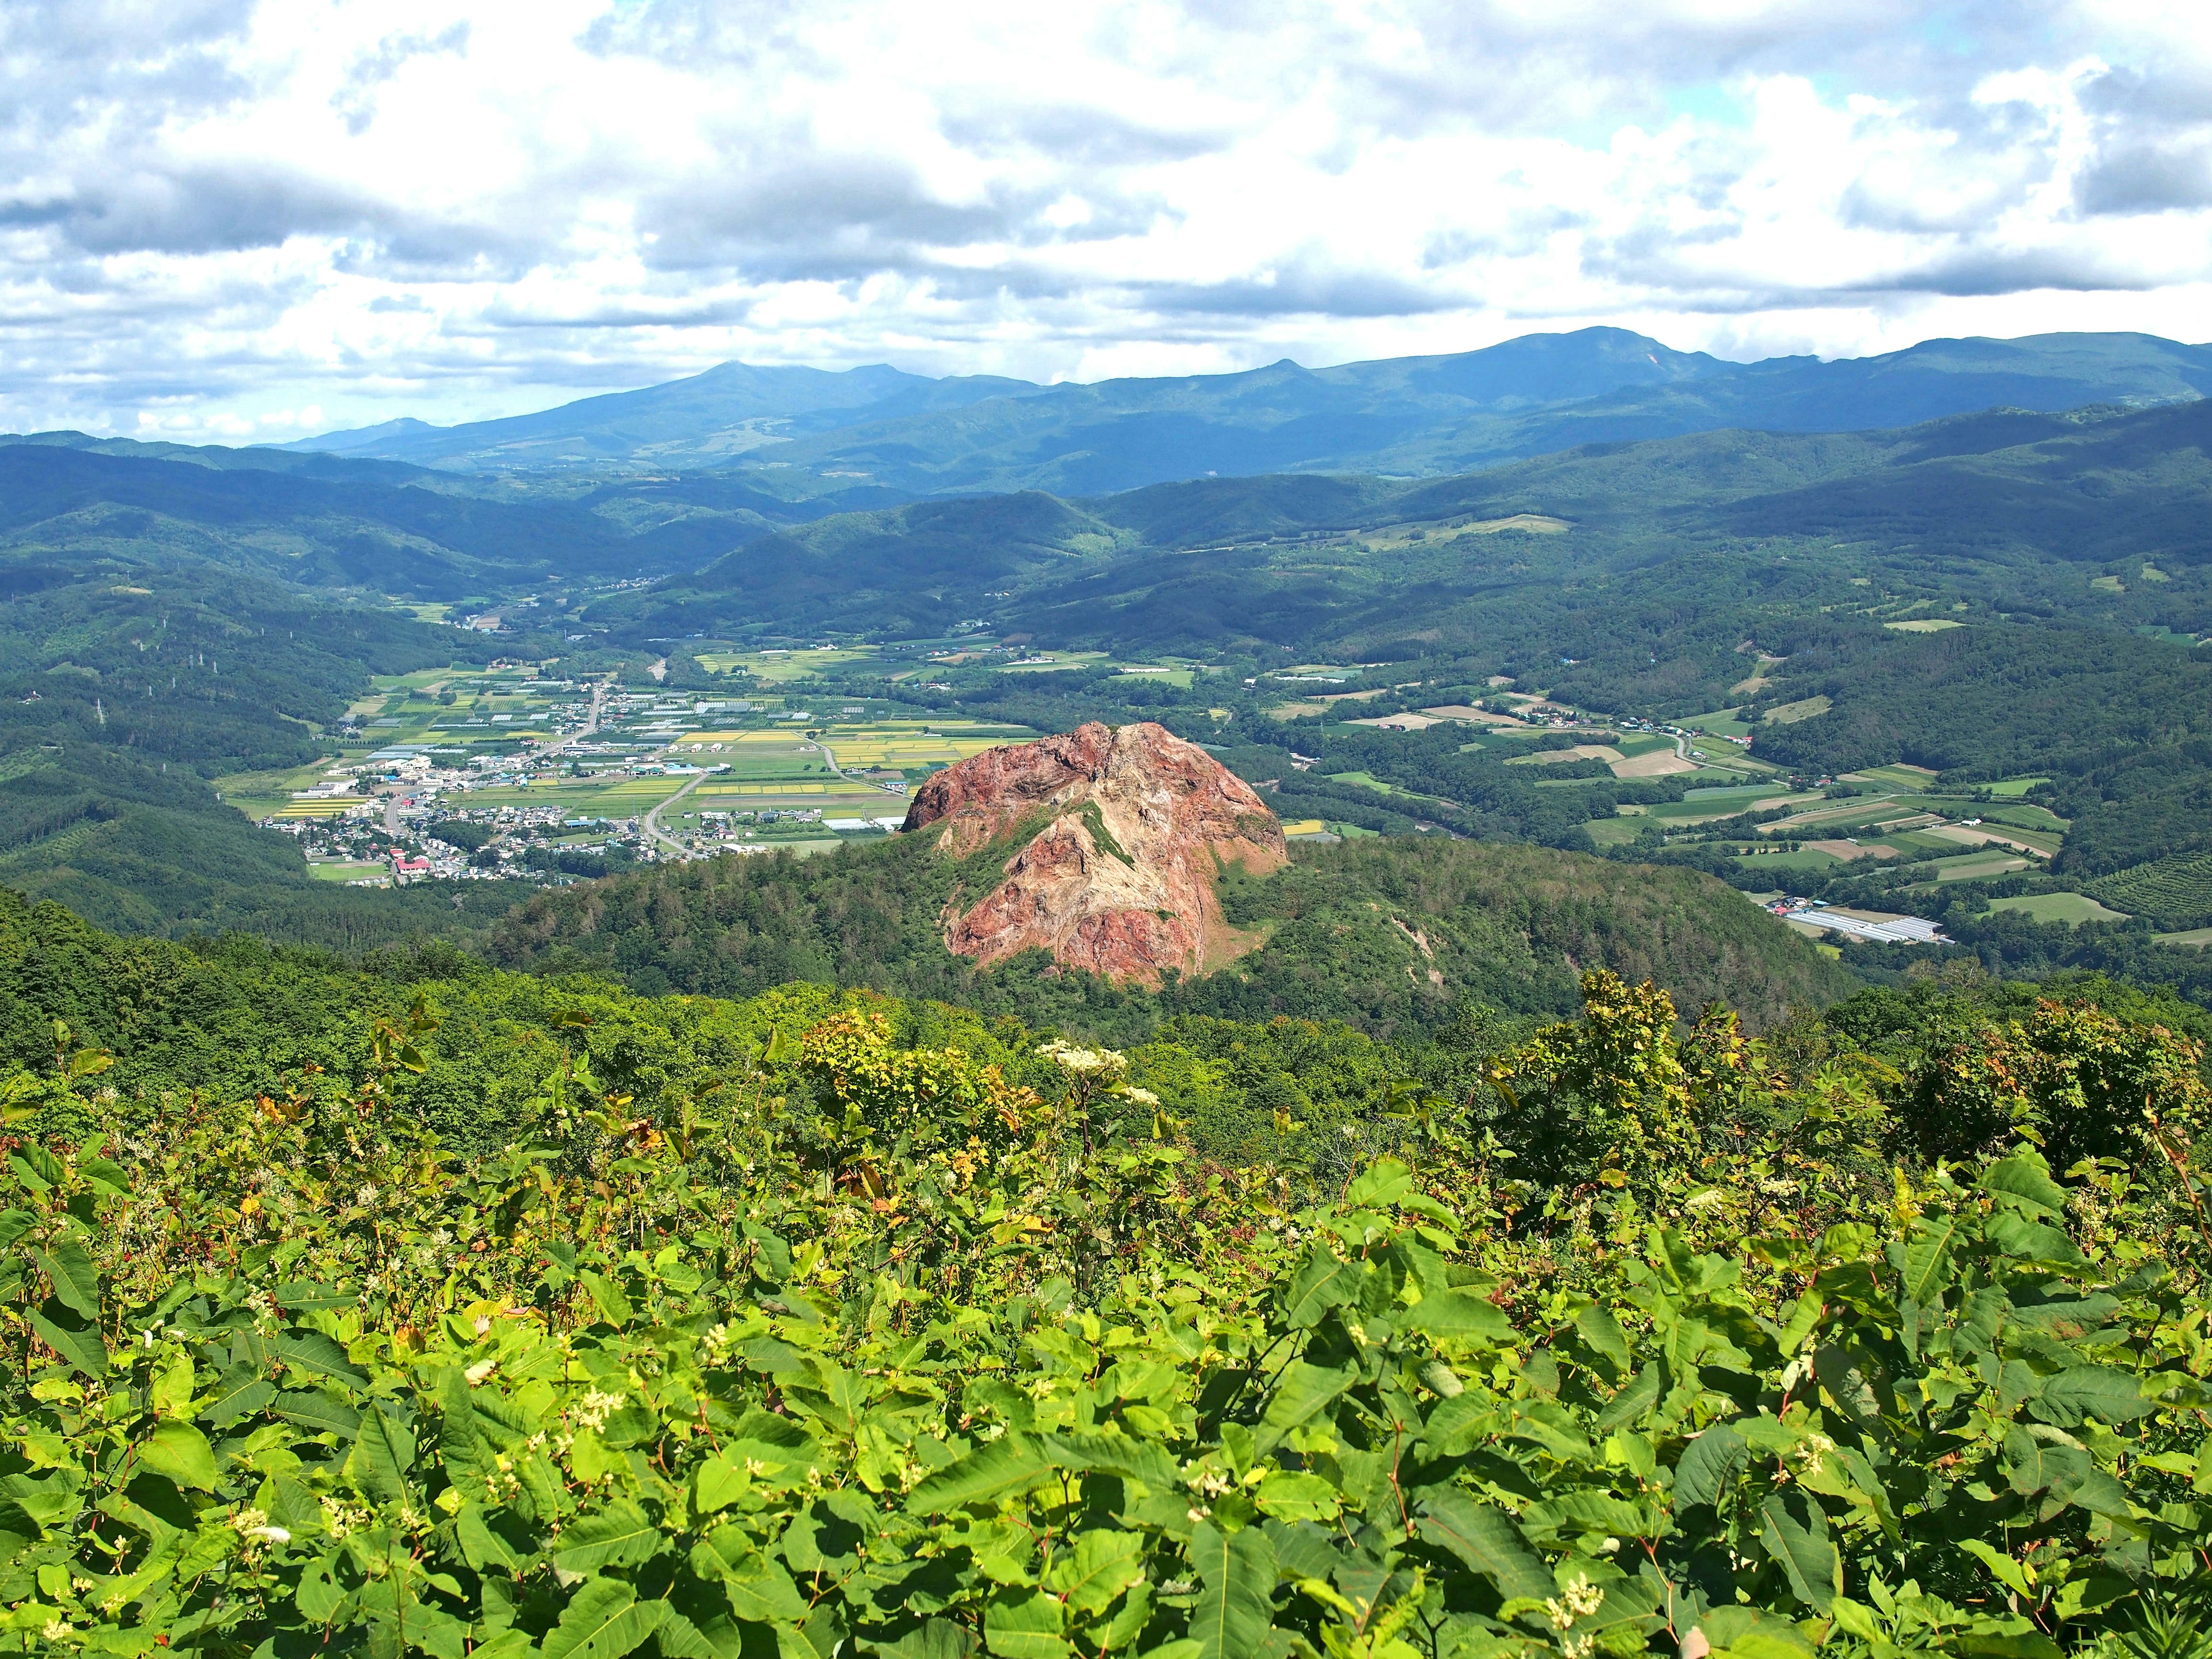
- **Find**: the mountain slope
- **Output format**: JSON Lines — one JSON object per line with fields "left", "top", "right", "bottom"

{"left": 266, "top": 328, "right": 2212, "bottom": 494}
{"left": 487, "top": 827, "right": 1853, "bottom": 1039}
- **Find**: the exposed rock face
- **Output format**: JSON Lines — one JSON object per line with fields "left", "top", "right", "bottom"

{"left": 903, "top": 721, "right": 1287, "bottom": 984}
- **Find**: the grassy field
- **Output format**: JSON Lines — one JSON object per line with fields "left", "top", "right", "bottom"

{"left": 1929, "top": 851, "right": 2036, "bottom": 881}
{"left": 695, "top": 647, "right": 880, "bottom": 681}
{"left": 1884, "top": 618, "right": 1965, "bottom": 633}
{"left": 1986, "top": 893, "right": 2130, "bottom": 925}
{"left": 213, "top": 759, "right": 350, "bottom": 823}
{"left": 2158, "top": 927, "right": 2212, "bottom": 948}
{"left": 1844, "top": 763, "right": 1941, "bottom": 791}
{"left": 1678, "top": 709, "right": 1753, "bottom": 737}
{"left": 1983, "top": 777, "right": 2052, "bottom": 797}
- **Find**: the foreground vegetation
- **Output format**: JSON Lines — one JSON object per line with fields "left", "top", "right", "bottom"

{"left": 2, "top": 885, "right": 2211, "bottom": 1653}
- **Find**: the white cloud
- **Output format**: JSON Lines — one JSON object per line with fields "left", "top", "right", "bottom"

{"left": 0, "top": 0, "right": 2205, "bottom": 437}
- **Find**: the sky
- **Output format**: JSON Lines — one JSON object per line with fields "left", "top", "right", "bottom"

{"left": 2, "top": 0, "right": 2208, "bottom": 441}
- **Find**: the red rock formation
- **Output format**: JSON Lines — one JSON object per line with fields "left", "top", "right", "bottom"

{"left": 903, "top": 721, "right": 1287, "bottom": 984}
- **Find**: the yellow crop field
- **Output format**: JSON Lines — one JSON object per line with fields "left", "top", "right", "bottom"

{"left": 268, "top": 801, "right": 360, "bottom": 820}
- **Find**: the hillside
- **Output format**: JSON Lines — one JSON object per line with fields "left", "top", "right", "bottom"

{"left": 270, "top": 327, "right": 2212, "bottom": 496}
{"left": 484, "top": 830, "right": 1853, "bottom": 1040}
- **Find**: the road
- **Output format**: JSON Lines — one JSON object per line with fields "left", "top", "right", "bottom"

{"left": 536, "top": 679, "right": 607, "bottom": 760}
{"left": 642, "top": 771, "right": 708, "bottom": 858}
{"left": 381, "top": 676, "right": 609, "bottom": 841}
{"left": 808, "top": 740, "right": 910, "bottom": 799}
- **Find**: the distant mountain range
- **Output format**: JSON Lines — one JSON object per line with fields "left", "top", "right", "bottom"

{"left": 271, "top": 327, "right": 2212, "bottom": 495}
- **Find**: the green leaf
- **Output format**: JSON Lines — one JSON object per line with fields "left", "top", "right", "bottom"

{"left": 1414, "top": 1490, "right": 1552, "bottom": 1603}
{"left": 1672, "top": 1422, "right": 1748, "bottom": 1512}
{"left": 556, "top": 1501, "right": 666, "bottom": 1573}
{"left": 1047, "top": 1431, "right": 1181, "bottom": 1491}
{"left": 1044, "top": 1530, "right": 1146, "bottom": 1616}
{"left": 1188, "top": 1520, "right": 1275, "bottom": 1659}
{"left": 1573, "top": 1305, "right": 1632, "bottom": 1380}
{"left": 1758, "top": 1494, "right": 1838, "bottom": 1613}
{"left": 35, "top": 1238, "right": 100, "bottom": 1319}
{"left": 1343, "top": 1159, "right": 1414, "bottom": 1211}
{"left": 2031, "top": 1368, "right": 2151, "bottom": 1427}
{"left": 1524, "top": 1490, "right": 1661, "bottom": 1540}
{"left": 136, "top": 1421, "right": 216, "bottom": 1490}
{"left": 149, "top": 1348, "right": 195, "bottom": 1419}
{"left": 1252, "top": 1361, "right": 1356, "bottom": 1455}
{"left": 1956, "top": 1538, "right": 2035, "bottom": 1602}
{"left": 457, "top": 1503, "right": 520, "bottom": 1573}
{"left": 1999, "top": 1427, "right": 2090, "bottom": 1500}
{"left": 1980, "top": 1150, "right": 2067, "bottom": 1219}
{"left": 1251, "top": 1470, "right": 1340, "bottom": 1524}
{"left": 28, "top": 1298, "right": 106, "bottom": 1378}
{"left": 1282, "top": 1245, "right": 1361, "bottom": 1329}
{"left": 1987, "top": 1214, "right": 2085, "bottom": 1266}
{"left": 347, "top": 1403, "right": 416, "bottom": 1503}
{"left": 907, "top": 1435, "right": 1049, "bottom": 1513}
{"left": 541, "top": 1577, "right": 669, "bottom": 1659}
{"left": 1900, "top": 1215, "right": 1962, "bottom": 1305}
{"left": 579, "top": 1270, "right": 634, "bottom": 1327}
{"left": 1402, "top": 1289, "right": 1512, "bottom": 1343}
{"left": 1594, "top": 1363, "right": 1662, "bottom": 1433}
{"left": 273, "top": 1330, "right": 366, "bottom": 1388}
{"left": 275, "top": 1388, "right": 361, "bottom": 1438}
{"left": 984, "top": 1587, "right": 1070, "bottom": 1659}
{"left": 690, "top": 1526, "right": 808, "bottom": 1623}
{"left": 0, "top": 1502, "right": 37, "bottom": 1573}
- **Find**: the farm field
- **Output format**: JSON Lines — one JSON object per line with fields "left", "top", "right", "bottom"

{"left": 1843, "top": 763, "right": 1941, "bottom": 791}
{"left": 213, "top": 759, "right": 350, "bottom": 823}
{"left": 1927, "top": 850, "right": 2036, "bottom": 881}
{"left": 1986, "top": 893, "right": 2131, "bottom": 925}
{"left": 694, "top": 646, "right": 881, "bottom": 680}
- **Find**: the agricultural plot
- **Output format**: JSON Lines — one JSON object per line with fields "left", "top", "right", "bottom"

{"left": 2087, "top": 851, "right": 2212, "bottom": 930}
{"left": 1844, "top": 763, "right": 1941, "bottom": 791}
{"left": 1986, "top": 893, "right": 2131, "bottom": 925}
{"left": 694, "top": 646, "right": 881, "bottom": 681}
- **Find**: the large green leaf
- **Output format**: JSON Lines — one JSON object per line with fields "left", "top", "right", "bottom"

{"left": 1043, "top": 1530, "right": 1146, "bottom": 1616}
{"left": 1573, "top": 1305, "right": 1632, "bottom": 1380}
{"left": 556, "top": 1501, "right": 668, "bottom": 1573}
{"left": 347, "top": 1403, "right": 417, "bottom": 1503}
{"left": 1188, "top": 1520, "right": 1275, "bottom": 1659}
{"left": 1899, "top": 1215, "right": 1962, "bottom": 1305}
{"left": 907, "top": 1435, "right": 1049, "bottom": 1513}
{"left": 690, "top": 1526, "right": 808, "bottom": 1623}
{"left": 984, "top": 1588, "right": 1070, "bottom": 1659}
{"left": 1252, "top": 1362, "right": 1357, "bottom": 1455}
{"left": 1401, "top": 1289, "right": 1512, "bottom": 1343}
{"left": 28, "top": 1298, "right": 105, "bottom": 1379}
{"left": 541, "top": 1578, "right": 669, "bottom": 1659}
{"left": 199, "top": 1362, "right": 273, "bottom": 1429}
{"left": 1047, "top": 1430, "right": 1180, "bottom": 1490}
{"left": 1979, "top": 1151, "right": 2067, "bottom": 1219}
{"left": 1999, "top": 1427, "right": 2091, "bottom": 1501}
{"left": 1759, "top": 1494, "right": 1838, "bottom": 1613}
{"left": 2031, "top": 1369, "right": 2151, "bottom": 1427}
{"left": 34, "top": 1238, "right": 100, "bottom": 1320}
{"left": 1282, "top": 1245, "right": 1361, "bottom": 1329}
{"left": 1414, "top": 1490, "right": 1552, "bottom": 1603}
{"left": 136, "top": 1421, "right": 216, "bottom": 1491}
{"left": 273, "top": 1330, "right": 366, "bottom": 1388}
{"left": 1672, "top": 1422, "right": 1748, "bottom": 1512}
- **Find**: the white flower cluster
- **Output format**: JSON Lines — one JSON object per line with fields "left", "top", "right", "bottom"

{"left": 571, "top": 1388, "right": 627, "bottom": 1432}
{"left": 1037, "top": 1040, "right": 1126, "bottom": 1079}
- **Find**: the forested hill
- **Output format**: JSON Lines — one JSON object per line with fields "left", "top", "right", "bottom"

{"left": 590, "top": 396, "right": 2212, "bottom": 652}
{"left": 274, "top": 325, "right": 2212, "bottom": 494}
{"left": 483, "top": 831, "right": 1854, "bottom": 1041}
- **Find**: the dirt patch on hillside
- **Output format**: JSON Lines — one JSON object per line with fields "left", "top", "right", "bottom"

{"left": 1806, "top": 839, "right": 1900, "bottom": 861}
{"left": 1611, "top": 750, "right": 1698, "bottom": 778}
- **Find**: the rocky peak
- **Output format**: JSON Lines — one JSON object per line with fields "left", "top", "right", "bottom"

{"left": 902, "top": 721, "right": 1287, "bottom": 985}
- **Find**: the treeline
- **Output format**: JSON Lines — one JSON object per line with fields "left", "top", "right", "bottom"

{"left": 480, "top": 831, "right": 1851, "bottom": 1041}
{"left": 3, "top": 878, "right": 2211, "bottom": 1650}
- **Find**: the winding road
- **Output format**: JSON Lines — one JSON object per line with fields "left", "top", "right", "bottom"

{"left": 642, "top": 771, "right": 708, "bottom": 858}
